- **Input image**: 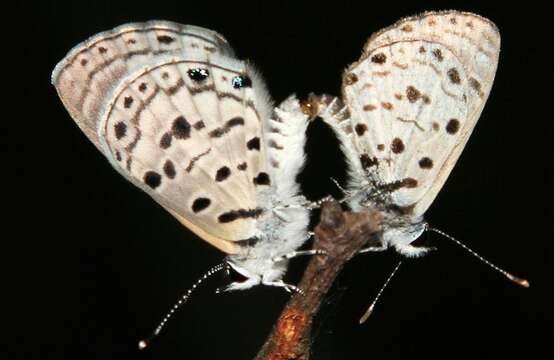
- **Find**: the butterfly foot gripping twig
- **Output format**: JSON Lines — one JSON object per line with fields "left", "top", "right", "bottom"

{"left": 272, "top": 248, "right": 328, "bottom": 262}
{"left": 262, "top": 280, "right": 305, "bottom": 295}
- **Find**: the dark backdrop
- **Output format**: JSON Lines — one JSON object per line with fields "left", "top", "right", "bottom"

{"left": 8, "top": 1, "right": 552, "bottom": 359}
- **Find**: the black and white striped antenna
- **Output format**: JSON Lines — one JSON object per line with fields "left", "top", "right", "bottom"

{"left": 426, "top": 226, "right": 529, "bottom": 288}
{"left": 138, "top": 262, "right": 227, "bottom": 350}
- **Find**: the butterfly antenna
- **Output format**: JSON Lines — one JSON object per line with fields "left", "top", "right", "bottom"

{"left": 426, "top": 226, "right": 529, "bottom": 288}
{"left": 359, "top": 261, "right": 402, "bottom": 324}
{"left": 138, "top": 262, "right": 227, "bottom": 350}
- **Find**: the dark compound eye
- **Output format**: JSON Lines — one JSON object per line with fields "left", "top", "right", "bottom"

{"left": 187, "top": 68, "right": 209, "bottom": 82}
{"left": 232, "top": 75, "right": 252, "bottom": 89}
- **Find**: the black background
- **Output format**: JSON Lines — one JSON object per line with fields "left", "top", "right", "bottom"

{"left": 8, "top": 0, "right": 552, "bottom": 359}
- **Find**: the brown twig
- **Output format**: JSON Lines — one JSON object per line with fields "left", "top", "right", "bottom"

{"left": 254, "top": 200, "right": 382, "bottom": 360}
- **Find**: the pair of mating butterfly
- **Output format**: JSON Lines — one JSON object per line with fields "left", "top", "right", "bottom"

{"left": 52, "top": 10, "right": 528, "bottom": 345}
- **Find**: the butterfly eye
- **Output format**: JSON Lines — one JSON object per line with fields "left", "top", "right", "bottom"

{"left": 187, "top": 68, "right": 209, "bottom": 82}
{"left": 232, "top": 75, "right": 252, "bottom": 89}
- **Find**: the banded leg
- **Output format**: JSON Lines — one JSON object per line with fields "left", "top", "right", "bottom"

{"left": 262, "top": 280, "right": 305, "bottom": 295}
{"left": 358, "top": 244, "right": 388, "bottom": 254}
{"left": 272, "top": 248, "right": 327, "bottom": 262}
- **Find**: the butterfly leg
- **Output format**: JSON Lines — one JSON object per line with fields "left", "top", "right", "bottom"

{"left": 275, "top": 196, "right": 334, "bottom": 211}
{"left": 358, "top": 244, "right": 388, "bottom": 254}
{"left": 216, "top": 261, "right": 262, "bottom": 292}
{"left": 329, "top": 178, "right": 358, "bottom": 204}
{"left": 272, "top": 248, "right": 327, "bottom": 262}
{"left": 305, "top": 195, "right": 335, "bottom": 209}
{"left": 217, "top": 277, "right": 262, "bottom": 293}
{"left": 262, "top": 280, "right": 305, "bottom": 295}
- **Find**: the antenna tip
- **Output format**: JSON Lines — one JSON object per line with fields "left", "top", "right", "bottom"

{"left": 507, "top": 274, "right": 530, "bottom": 288}
{"left": 359, "top": 304, "right": 374, "bottom": 324}
{"left": 138, "top": 340, "right": 149, "bottom": 350}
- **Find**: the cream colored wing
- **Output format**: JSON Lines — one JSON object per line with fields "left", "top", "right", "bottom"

{"left": 52, "top": 21, "right": 233, "bottom": 151}
{"left": 338, "top": 11, "right": 499, "bottom": 217}
{"left": 52, "top": 24, "right": 274, "bottom": 254}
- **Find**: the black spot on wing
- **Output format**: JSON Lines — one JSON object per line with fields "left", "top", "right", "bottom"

{"left": 163, "top": 160, "right": 176, "bottom": 179}
{"left": 227, "top": 117, "right": 245, "bottom": 127}
{"left": 192, "top": 198, "right": 211, "bottom": 213}
{"left": 253, "top": 172, "right": 270, "bottom": 186}
{"left": 371, "top": 53, "right": 387, "bottom": 64}
{"left": 380, "top": 177, "right": 418, "bottom": 193}
{"left": 391, "top": 138, "right": 405, "bottom": 154}
{"left": 447, "top": 68, "right": 461, "bottom": 84}
{"left": 123, "top": 96, "right": 133, "bottom": 108}
{"left": 172, "top": 116, "right": 191, "bottom": 139}
{"left": 218, "top": 208, "right": 263, "bottom": 223}
{"left": 160, "top": 133, "right": 172, "bottom": 149}
{"left": 193, "top": 121, "right": 205, "bottom": 130}
{"left": 231, "top": 75, "right": 252, "bottom": 89}
{"left": 360, "top": 154, "right": 378, "bottom": 169}
{"left": 247, "top": 137, "right": 260, "bottom": 150}
{"left": 208, "top": 117, "right": 244, "bottom": 138}
{"left": 215, "top": 166, "right": 231, "bottom": 182}
{"left": 157, "top": 35, "right": 175, "bottom": 44}
{"left": 209, "top": 128, "right": 225, "bottom": 138}
{"left": 355, "top": 124, "right": 368, "bottom": 136}
{"left": 432, "top": 48, "right": 443, "bottom": 61}
{"left": 446, "top": 119, "right": 460, "bottom": 134}
{"left": 114, "top": 122, "right": 127, "bottom": 140}
{"left": 419, "top": 157, "right": 433, "bottom": 169}
{"left": 143, "top": 171, "right": 161, "bottom": 189}
{"left": 187, "top": 68, "right": 209, "bottom": 82}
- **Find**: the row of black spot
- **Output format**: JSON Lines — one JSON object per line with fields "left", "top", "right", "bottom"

{"left": 360, "top": 153, "right": 434, "bottom": 171}
{"left": 158, "top": 115, "right": 246, "bottom": 151}
{"left": 186, "top": 68, "right": 252, "bottom": 90}
{"left": 143, "top": 158, "right": 269, "bottom": 188}
{"left": 353, "top": 117, "right": 460, "bottom": 140}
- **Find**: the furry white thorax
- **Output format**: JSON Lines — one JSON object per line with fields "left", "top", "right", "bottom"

{"left": 225, "top": 96, "right": 311, "bottom": 290}
{"left": 347, "top": 186, "right": 427, "bottom": 257}
{"left": 318, "top": 97, "right": 428, "bottom": 258}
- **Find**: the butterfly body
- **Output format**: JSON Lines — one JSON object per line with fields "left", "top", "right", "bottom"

{"left": 52, "top": 21, "right": 310, "bottom": 290}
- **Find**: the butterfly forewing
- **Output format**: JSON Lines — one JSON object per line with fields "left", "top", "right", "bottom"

{"left": 339, "top": 11, "right": 500, "bottom": 216}
{"left": 52, "top": 21, "right": 233, "bottom": 150}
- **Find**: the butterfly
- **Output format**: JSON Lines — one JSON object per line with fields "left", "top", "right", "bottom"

{"left": 318, "top": 10, "right": 499, "bottom": 255}
{"left": 314, "top": 11, "right": 527, "bottom": 320}
{"left": 51, "top": 21, "right": 314, "bottom": 297}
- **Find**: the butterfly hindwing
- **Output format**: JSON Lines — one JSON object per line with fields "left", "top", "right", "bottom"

{"left": 330, "top": 11, "right": 500, "bottom": 217}
{"left": 100, "top": 56, "right": 273, "bottom": 253}
{"left": 343, "top": 41, "right": 469, "bottom": 214}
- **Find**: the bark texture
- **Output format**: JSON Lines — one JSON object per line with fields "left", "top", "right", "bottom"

{"left": 255, "top": 200, "right": 381, "bottom": 360}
